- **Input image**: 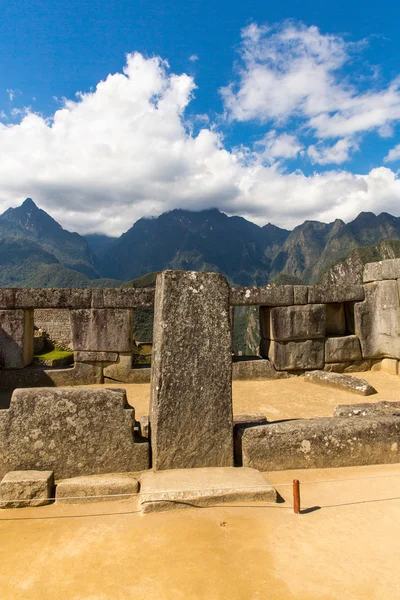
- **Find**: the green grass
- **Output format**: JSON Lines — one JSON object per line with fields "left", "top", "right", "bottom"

{"left": 34, "top": 348, "right": 73, "bottom": 361}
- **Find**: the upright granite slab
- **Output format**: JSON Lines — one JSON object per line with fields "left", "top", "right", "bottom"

{"left": 150, "top": 271, "right": 233, "bottom": 470}
{"left": 0, "top": 387, "right": 149, "bottom": 479}
{"left": 0, "top": 309, "right": 34, "bottom": 369}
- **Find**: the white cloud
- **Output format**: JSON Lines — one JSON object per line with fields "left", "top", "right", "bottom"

{"left": 221, "top": 22, "right": 400, "bottom": 142}
{"left": 307, "top": 138, "right": 358, "bottom": 165}
{"left": 189, "top": 54, "right": 199, "bottom": 62}
{"left": 384, "top": 144, "right": 400, "bottom": 163}
{"left": 1, "top": 52, "right": 400, "bottom": 235}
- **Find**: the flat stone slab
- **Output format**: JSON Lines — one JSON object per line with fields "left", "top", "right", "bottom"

{"left": 304, "top": 371, "right": 377, "bottom": 396}
{"left": 56, "top": 474, "right": 139, "bottom": 504}
{"left": 0, "top": 470, "right": 54, "bottom": 509}
{"left": 140, "top": 467, "right": 277, "bottom": 514}
{"left": 334, "top": 401, "right": 400, "bottom": 418}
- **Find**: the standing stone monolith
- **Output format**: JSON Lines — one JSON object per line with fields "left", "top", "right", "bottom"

{"left": 150, "top": 271, "right": 233, "bottom": 470}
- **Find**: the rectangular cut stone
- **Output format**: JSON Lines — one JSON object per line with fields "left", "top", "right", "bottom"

{"left": 371, "top": 358, "right": 398, "bottom": 375}
{"left": 232, "top": 358, "right": 288, "bottom": 380}
{"left": 381, "top": 259, "right": 400, "bottom": 280}
{"left": 308, "top": 284, "right": 365, "bottom": 303}
{"left": 270, "top": 304, "right": 326, "bottom": 341}
{"left": 102, "top": 288, "right": 155, "bottom": 309}
{"left": 355, "top": 281, "right": 400, "bottom": 359}
{"left": 230, "top": 285, "right": 294, "bottom": 306}
{"left": 140, "top": 467, "right": 277, "bottom": 513}
{"left": 74, "top": 351, "right": 119, "bottom": 363}
{"left": 0, "top": 470, "right": 54, "bottom": 509}
{"left": 0, "top": 388, "right": 149, "bottom": 479}
{"left": 363, "top": 262, "right": 383, "bottom": 283}
{"left": 0, "top": 309, "right": 34, "bottom": 369}
{"left": 56, "top": 474, "right": 139, "bottom": 504}
{"left": 0, "top": 289, "right": 15, "bottom": 309}
{"left": 269, "top": 339, "right": 324, "bottom": 370}
{"left": 325, "top": 335, "right": 362, "bottom": 363}
{"left": 326, "top": 303, "right": 346, "bottom": 335}
{"left": 70, "top": 308, "right": 133, "bottom": 352}
{"left": 294, "top": 286, "right": 308, "bottom": 304}
{"left": 334, "top": 401, "right": 400, "bottom": 417}
{"left": 150, "top": 271, "right": 233, "bottom": 470}
{"left": 304, "top": 371, "right": 377, "bottom": 396}
{"left": 239, "top": 417, "right": 400, "bottom": 471}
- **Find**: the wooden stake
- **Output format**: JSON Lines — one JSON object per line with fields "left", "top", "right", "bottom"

{"left": 293, "top": 479, "right": 300, "bottom": 514}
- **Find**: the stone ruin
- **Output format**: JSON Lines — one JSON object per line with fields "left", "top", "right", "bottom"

{"left": 1, "top": 260, "right": 400, "bottom": 507}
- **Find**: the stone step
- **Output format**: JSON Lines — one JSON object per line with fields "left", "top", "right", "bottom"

{"left": 0, "top": 470, "right": 54, "bottom": 509}
{"left": 140, "top": 467, "right": 277, "bottom": 514}
{"left": 56, "top": 473, "right": 139, "bottom": 504}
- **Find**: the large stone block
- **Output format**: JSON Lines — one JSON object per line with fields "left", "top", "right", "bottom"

{"left": 308, "top": 284, "right": 365, "bottom": 303}
{"left": 232, "top": 358, "right": 288, "bottom": 380}
{"left": 355, "top": 281, "right": 400, "bottom": 358}
{"left": 325, "top": 335, "right": 362, "bottom": 363}
{"left": 150, "top": 271, "right": 233, "bottom": 470}
{"left": 0, "top": 470, "right": 54, "bottom": 509}
{"left": 70, "top": 308, "right": 133, "bottom": 352}
{"left": 334, "top": 401, "right": 400, "bottom": 417}
{"left": 239, "top": 417, "right": 400, "bottom": 471}
{"left": 0, "top": 309, "right": 34, "bottom": 369}
{"left": 230, "top": 285, "right": 294, "bottom": 306}
{"left": 269, "top": 339, "right": 324, "bottom": 371}
{"left": 56, "top": 473, "right": 139, "bottom": 504}
{"left": 293, "top": 286, "right": 308, "bottom": 305}
{"left": 270, "top": 304, "right": 326, "bottom": 341}
{"left": 304, "top": 370, "right": 377, "bottom": 396}
{"left": 0, "top": 387, "right": 149, "bottom": 479}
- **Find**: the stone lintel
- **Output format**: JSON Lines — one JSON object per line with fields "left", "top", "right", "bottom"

{"left": 308, "top": 284, "right": 365, "bottom": 304}
{"left": 230, "top": 285, "right": 294, "bottom": 306}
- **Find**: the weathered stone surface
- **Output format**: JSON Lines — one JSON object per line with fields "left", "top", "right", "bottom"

{"left": 371, "top": 358, "right": 398, "bottom": 375}
{"left": 269, "top": 339, "right": 324, "bottom": 371}
{"left": 363, "top": 258, "right": 400, "bottom": 283}
{"left": 232, "top": 358, "right": 288, "bottom": 380}
{"left": 270, "top": 304, "right": 326, "bottom": 341}
{"left": 0, "top": 289, "right": 15, "bottom": 309}
{"left": 325, "top": 335, "right": 362, "bottom": 363}
{"left": 324, "top": 360, "right": 371, "bottom": 373}
{"left": 140, "top": 467, "right": 277, "bottom": 513}
{"left": 363, "top": 261, "right": 383, "bottom": 283}
{"left": 0, "top": 288, "right": 155, "bottom": 309}
{"left": 140, "top": 415, "right": 150, "bottom": 438}
{"left": 0, "top": 309, "right": 34, "bottom": 369}
{"left": 325, "top": 303, "right": 346, "bottom": 336}
{"left": 239, "top": 417, "right": 400, "bottom": 471}
{"left": 0, "top": 470, "right": 54, "bottom": 509}
{"left": 70, "top": 309, "right": 133, "bottom": 352}
{"left": 304, "top": 371, "right": 377, "bottom": 396}
{"left": 233, "top": 413, "right": 268, "bottom": 426}
{"left": 56, "top": 474, "right": 139, "bottom": 504}
{"left": 150, "top": 271, "right": 233, "bottom": 470}
{"left": 333, "top": 401, "right": 400, "bottom": 417}
{"left": 293, "top": 286, "right": 308, "bottom": 305}
{"left": 74, "top": 351, "right": 119, "bottom": 363}
{"left": 103, "top": 354, "right": 151, "bottom": 383}
{"left": 0, "top": 362, "right": 103, "bottom": 388}
{"left": 102, "top": 288, "right": 155, "bottom": 309}
{"left": 355, "top": 281, "right": 400, "bottom": 359}
{"left": 0, "top": 387, "right": 149, "bottom": 479}
{"left": 230, "top": 285, "right": 294, "bottom": 306}
{"left": 308, "top": 284, "right": 365, "bottom": 303}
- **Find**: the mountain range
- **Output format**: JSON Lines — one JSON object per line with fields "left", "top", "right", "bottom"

{"left": 2, "top": 198, "right": 400, "bottom": 288}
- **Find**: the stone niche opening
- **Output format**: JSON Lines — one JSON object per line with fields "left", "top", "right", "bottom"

{"left": 132, "top": 308, "right": 153, "bottom": 366}
{"left": 326, "top": 302, "right": 356, "bottom": 337}
{"left": 232, "top": 306, "right": 262, "bottom": 360}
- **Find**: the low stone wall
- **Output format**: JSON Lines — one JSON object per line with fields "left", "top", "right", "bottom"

{"left": 34, "top": 308, "right": 72, "bottom": 350}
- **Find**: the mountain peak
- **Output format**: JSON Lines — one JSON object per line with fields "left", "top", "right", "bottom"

{"left": 21, "top": 197, "right": 37, "bottom": 209}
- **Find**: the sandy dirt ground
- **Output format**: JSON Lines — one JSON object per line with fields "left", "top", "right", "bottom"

{"left": 80, "top": 370, "right": 400, "bottom": 420}
{"left": 0, "top": 462, "right": 400, "bottom": 599}
{"left": 2, "top": 372, "right": 400, "bottom": 598}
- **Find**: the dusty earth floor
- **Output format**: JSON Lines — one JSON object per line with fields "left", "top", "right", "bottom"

{"left": 1, "top": 371, "right": 400, "bottom": 599}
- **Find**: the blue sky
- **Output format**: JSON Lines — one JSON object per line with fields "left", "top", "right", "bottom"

{"left": 1, "top": 0, "right": 400, "bottom": 235}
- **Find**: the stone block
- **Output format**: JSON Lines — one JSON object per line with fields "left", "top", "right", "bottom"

{"left": 70, "top": 308, "right": 133, "bottom": 352}
{"left": 0, "top": 289, "right": 15, "bottom": 309}
{"left": 363, "top": 261, "right": 383, "bottom": 283}
{"left": 0, "top": 309, "right": 34, "bottom": 369}
{"left": 140, "top": 415, "right": 150, "bottom": 438}
{"left": 325, "top": 303, "right": 346, "bottom": 336}
{"left": 233, "top": 414, "right": 268, "bottom": 426}
{"left": 325, "top": 335, "right": 362, "bottom": 363}
{"left": 56, "top": 474, "right": 139, "bottom": 504}
{"left": 0, "top": 387, "right": 149, "bottom": 479}
{"left": 140, "top": 467, "right": 277, "bottom": 514}
{"left": 381, "top": 259, "right": 400, "bottom": 280}
{"left": 0, "top": 470, "right": 54, "bottom": 509}
{"left": 308, "top": 284, "right": 365, "bottom": 303}
{"left": 230, "top": 285, "right": 294, "bottom": 306}
{"left": 293, "top": 286, "right": 308, "bottom": 304}
{"left": 371, "top": 358, "right": 398, "bottom": 375}
{"left": 74, "top": 351, "right": 119, "bottom": 363}
{"left": 270, "top": 304, "right": 326, "bottom": 341}
{"left": 102, "top": 288, "right": 155, "bottom": 309}
{"left": 324, "top": 360, "right": 371, "bottom": 374}
{"left": 239, "top": 417, "right": 400, "bottom": 471}
{"left": 304, "top": 371, "right": 377, "bottom": 396}
{"left": 269, "top": 339, "right": 324, "bottom": 371}
{"left": 150, "top": 271, "right": 233, "bottom": 470}
{"left": 334, "top": 401, "right": 400, "bottom": 417}
{"left": 103, "top": 354, "right": 152, "bottom": 383}
{"left": 232, "top": 358, "right": 288, "bottom": 380}
{"left": 355, "top": 281, "right": 400, "bottom": 359}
